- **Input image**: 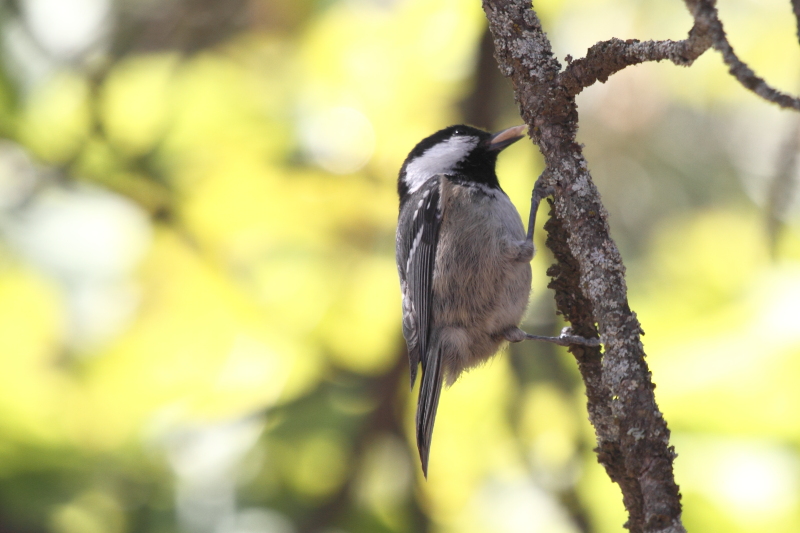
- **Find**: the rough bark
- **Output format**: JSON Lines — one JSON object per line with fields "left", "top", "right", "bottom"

{"left": 481, "top": 2, "right": 684, "bottom": 532}
{"left": 482, "top": 0, "right": 800, "bottom": 530}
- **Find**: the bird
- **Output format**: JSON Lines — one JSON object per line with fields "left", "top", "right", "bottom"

{"left": 395, "top": 124, "right": 535, "bottom": 476}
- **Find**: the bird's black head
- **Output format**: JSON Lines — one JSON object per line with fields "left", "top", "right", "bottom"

{"left": 397, "top": 124, "right": 526, "bottom": 200}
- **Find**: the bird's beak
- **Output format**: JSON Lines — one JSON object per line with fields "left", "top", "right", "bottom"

{"left": 487, "top": 124, "right": 527, "bottom": 151}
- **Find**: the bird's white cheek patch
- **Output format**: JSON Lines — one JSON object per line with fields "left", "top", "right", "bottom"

{"left": 404, "top": 136, "right": 479, "bottom": 193}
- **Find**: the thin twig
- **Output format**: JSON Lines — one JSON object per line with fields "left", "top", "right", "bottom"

{"left": 559, "top": 24, "right": 712, "bottom": 96}
{"left": 686, "top": 0, "right": 800, "bottom": 110}
{"left": 560, "top": 0, "right": 800, "bottom": 110}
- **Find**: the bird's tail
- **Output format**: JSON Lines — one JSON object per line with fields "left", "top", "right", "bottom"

{"left": 416, "top": 331, "right": 444, "bottom": 478}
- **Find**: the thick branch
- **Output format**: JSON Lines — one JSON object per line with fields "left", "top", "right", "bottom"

{"left": 559, "top": 24, "right": 712, "bottom": 96}
{"left": 482, "top": 1, "right": 684, "bottom": 532}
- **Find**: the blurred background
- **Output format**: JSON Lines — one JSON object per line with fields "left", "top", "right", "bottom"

{"left": 0, "top": 0, "right": 799, "bottom": 531}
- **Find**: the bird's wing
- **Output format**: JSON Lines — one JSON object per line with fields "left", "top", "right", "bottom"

{"left": 397, "top": 176, "right": 442, "bottom": 389}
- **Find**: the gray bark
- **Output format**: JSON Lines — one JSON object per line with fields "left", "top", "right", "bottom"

{"left": 481, "top": 0, "right": 800, "bottom": 530}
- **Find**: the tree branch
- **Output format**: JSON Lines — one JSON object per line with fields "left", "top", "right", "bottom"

{"left": 559, "top": 24, "right": 712, "bottom": 96}
{"left": 482, "top": 1, "right": 684, "bottom": 532}
{"left": 558, "top": 0, "right": 800, "bottom": 109}
{"left": 685, "top": 0, "right": 800, "bottom": 110}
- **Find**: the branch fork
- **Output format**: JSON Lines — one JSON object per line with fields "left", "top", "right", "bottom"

{"left": 482, "top": 0, "right": 800, "bottom": 530}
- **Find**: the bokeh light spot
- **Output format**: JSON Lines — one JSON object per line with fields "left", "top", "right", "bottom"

{"left": 301, "top": 106, "right": 375, "bottom": 174}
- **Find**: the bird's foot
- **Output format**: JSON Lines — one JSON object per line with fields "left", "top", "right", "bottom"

{"left": 526, "top": 175, "right": 555, "bottom": 242}
{"left": 511, "top": 326, "right": 600, "bottom": 347}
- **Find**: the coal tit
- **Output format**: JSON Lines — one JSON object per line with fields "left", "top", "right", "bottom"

{"left": 396, "top": 124, "right": 534, "bottom": 476}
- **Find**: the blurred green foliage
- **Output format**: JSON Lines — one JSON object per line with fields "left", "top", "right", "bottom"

{"left": 0, "top": 0, "right": 799, "bottom": 532}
